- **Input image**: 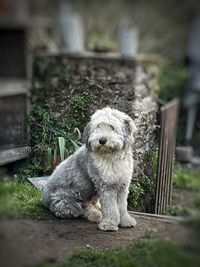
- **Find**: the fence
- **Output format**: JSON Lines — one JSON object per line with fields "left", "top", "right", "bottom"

{"left": 154, "top": 99, "right": 179, "bottom": 214}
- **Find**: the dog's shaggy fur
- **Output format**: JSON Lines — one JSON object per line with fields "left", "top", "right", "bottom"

{"left": 41, "top": 107, "right": 137, "bottom": 231}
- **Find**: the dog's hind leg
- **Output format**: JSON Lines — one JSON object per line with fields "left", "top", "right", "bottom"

{"left": 49, "top": 190, "right": 83, "bottom": 218}
{"left": 82, "top": 202, "right": 102, "bottom": 223}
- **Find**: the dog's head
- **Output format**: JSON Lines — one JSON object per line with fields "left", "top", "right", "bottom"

{"left": 83, "top": 107, "right": 137, "bottom": 153}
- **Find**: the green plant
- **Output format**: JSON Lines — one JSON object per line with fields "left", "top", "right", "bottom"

{"left": 28, "top": 99, "right": 82, "bottom": 177}
{"left": 88, "top": 34, "right": 117, "bottom": 51}
{"left": 128, "top": 183, "right": 144, "bottom": 209}
{"left": 151, "top": 148, "right": 158, "bottom": 178}
{"left": 27, "top": 90, "right": 95, "bottom": 179}
{"left": 17, "top": 161, "right": 43, "bottom": 183}
{"left": 58, "top": 137, "right": 66, "bottom": 162}
{"left": 128, "top": 148, "right": 158, "bottom": 211}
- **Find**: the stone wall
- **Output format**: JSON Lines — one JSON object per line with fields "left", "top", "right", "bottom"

{"left": 32, "top": 53, "right": 159, "bottom": 211}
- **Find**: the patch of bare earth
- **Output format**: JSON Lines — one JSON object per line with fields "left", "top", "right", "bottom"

{"left": 0, "top": 215, "right": 190, "bottom": 267}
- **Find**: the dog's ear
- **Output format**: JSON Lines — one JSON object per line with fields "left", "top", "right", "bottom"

{"left": 123, "top": 118, "right": 137, "bottom": 144}
{"left": 83, "top": 122, "right": 91, "bottom": 150}
{"left": 124, "top": 119, "right": 137, "bottom": 135}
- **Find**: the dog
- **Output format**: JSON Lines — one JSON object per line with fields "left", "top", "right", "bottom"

{"left": 41, "top": 107, "right": 137, "bottom": 231}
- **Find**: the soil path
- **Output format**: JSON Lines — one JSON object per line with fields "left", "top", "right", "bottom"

{"left": 0, "top": 215, "right": 189, "bottom": 267}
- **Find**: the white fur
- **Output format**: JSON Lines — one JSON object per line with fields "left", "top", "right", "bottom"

{"left": 41, "top": 107, "right": 137, "bottom": 231}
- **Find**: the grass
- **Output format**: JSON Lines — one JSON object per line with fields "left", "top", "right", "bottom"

{"left": 0, "top": 169, "right": 199, "bottom": 267}
{"left": 0, "top": 180, "right": 53, "bottom": 219}
{"left": 38, "top": 239, "right": 200, "bottom": 267}
{"left": 168, "top": 165, "right": 200, "bottom": 216}
{"left": 172, "top": 165, "right": 200, "bottom": 190}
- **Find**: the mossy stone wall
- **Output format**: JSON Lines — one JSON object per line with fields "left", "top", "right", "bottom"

{"left": 32, "top": 53, "right": 159, "bottom": 212}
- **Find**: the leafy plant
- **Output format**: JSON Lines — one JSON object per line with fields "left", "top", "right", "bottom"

{"left": 27, "top": 98, "right": 82, "bottom": 177}
{"left": 58, "top": 137, "right": 66, "bottom": 162}
{"left": 128, "top": 183, "right": 144, "bottom": 209}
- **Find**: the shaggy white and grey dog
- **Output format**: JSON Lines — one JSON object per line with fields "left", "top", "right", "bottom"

{"left": 41, "top": 107, "right": 137, "bottom": 231}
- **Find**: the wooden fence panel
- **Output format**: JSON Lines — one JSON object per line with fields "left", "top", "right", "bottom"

{"left": 155, "top": 99, "right": 179, "bottom": 214}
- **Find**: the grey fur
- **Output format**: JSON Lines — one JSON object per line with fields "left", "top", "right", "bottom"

{"left": 41, "top": 107, "right": 137, "bottom": 231}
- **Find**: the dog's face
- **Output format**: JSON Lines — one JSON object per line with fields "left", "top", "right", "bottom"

{"left": 83, "top": 107, "right": 137, "bottom": 153}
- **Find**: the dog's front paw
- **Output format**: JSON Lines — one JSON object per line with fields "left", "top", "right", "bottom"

{"left": 98, "top": 219, "right": 119, "bottom": 231}
{"left": 120, "top": 214, "right": 137, "bottom": 228}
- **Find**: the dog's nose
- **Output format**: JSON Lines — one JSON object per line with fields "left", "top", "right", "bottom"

{"left": 99, "top": 138, "right": 107, "bottom": 145}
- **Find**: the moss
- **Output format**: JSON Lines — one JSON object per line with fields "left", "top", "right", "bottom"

{"left": 69, "top": 94, "right": 93, "bottom": 131}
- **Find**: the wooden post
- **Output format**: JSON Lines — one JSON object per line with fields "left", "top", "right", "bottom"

{"left": 154, "top": 99, "right": 179, "bottom": 214}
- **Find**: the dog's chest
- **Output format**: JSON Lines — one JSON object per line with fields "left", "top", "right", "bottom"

{"left": 92, "top": 154, "right": 133, "bottom": 185}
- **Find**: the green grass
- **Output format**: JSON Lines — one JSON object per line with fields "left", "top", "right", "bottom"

{"left": 38, "top": 239, "right": 200, "bottom": 267}
{"left": 168, "top": 165, "right": 200, "bottom": 216}
{"left": 172, "top": 165, "right": 200, "bottom": 190}
{"left": 167, "top": 204, "right": 190, "bottom": 216}
{"left": 0, "top": 180, "right": 53, "bottom": 219}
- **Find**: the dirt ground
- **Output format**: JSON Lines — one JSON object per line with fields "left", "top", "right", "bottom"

{"left": 0, "top": 214, "right": 190, "bottom": 267}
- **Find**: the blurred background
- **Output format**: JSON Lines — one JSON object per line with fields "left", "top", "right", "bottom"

{"left": 0, "top": 0, "right": 199, "bottom": 213}
{"left": 0, "top": 0, "right": 199, "bottom": 142}
{"left": 0, "top": 1, "right": 200, "bottom": 267}
{"left": 0, "top": 0, "right": 199, "bottom": 215}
